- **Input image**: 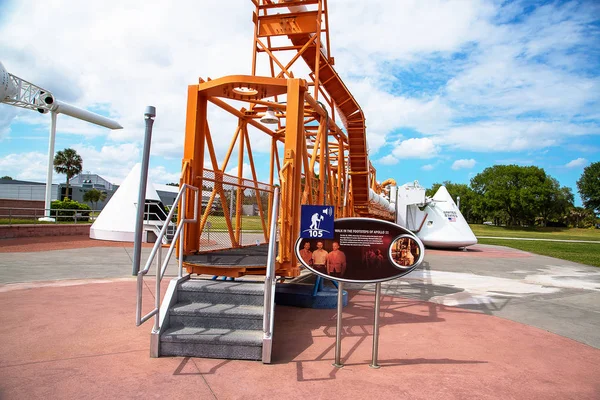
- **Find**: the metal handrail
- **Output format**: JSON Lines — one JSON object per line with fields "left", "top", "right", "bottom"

{"left": 135, "top": 184, "right": 199, "bottom": 330}
{"left": 263, "top": 187, "right": 280, "bottom": 342}
{"left": 144, "top": 202, "right": 172, "bottom": 222}
{"left": 0, "top": 206, "right": 102, "bottom": 224}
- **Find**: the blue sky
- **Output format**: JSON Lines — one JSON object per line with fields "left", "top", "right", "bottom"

{"left": 0, "top": 0, "right": 598, "bottom": 206}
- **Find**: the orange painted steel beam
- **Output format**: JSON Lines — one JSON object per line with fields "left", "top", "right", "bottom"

{"left": 179, "top": 1, "right": 394, "bottom": 277}
{"left": 181, "top": 85, "right": 207, "bottom": 254}
{"left": 276, "top": 78, "right": 307, "bottom": 275}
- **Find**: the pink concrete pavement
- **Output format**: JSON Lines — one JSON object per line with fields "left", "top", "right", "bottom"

{"left": 1, "top": 279, "right": 599, "bottom": 399}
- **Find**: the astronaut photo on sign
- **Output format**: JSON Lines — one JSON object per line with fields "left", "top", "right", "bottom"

{"left": 326, "top": 241, "right": 346, "bottom": 278}
{"left": 390, "top": 236, "right": 419, "bottom": 268}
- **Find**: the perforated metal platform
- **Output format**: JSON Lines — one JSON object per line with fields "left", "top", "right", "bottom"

{"left": 183, "top": 244, "right": 269, "bottom": 268}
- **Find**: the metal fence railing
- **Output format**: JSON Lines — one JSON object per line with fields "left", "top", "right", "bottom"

{"left": 136, "top": 184, "right": 199, "bottom": 331}
{"left": 198, "top": 169, "right": 275, "bottom": 251}
{"left": 262, "top": 187, "right": 279, "bottom": 364}
{"left": 0, "top": 207, "right": 102, "bottom": 225}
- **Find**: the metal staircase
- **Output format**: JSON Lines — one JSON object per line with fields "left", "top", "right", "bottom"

{"left": 136, "top": 186, "right": 279, "bottom": 363}
{"left": 160, "top": 279, "right": 265, "bottom": 360}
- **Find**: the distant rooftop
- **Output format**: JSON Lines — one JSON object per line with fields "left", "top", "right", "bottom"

{"left": 0, "top": 179, "right": 46, "bottom": 185}
{"left": 69, "top": 173, "right": 115, "bottom": 190}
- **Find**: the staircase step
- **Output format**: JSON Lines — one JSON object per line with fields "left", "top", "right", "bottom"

{"left": 178, "top": 280, "right": 265, "bottom": 306}
{"left": 170, "top": 302, "right": 264, "bottom": 330}
{"left": 160, "top": 327, "right": 263, "bottom": 360}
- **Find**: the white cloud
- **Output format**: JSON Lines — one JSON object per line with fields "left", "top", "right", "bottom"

{"left": 71, "top": 143, "right": 140, "bottom": 184}
{"left": 226, "top": 163, "right": 252, "bottom": 180}
{"left": 421, "top": 164, "right": 435, "bottom": 171}
{"left": 564, "top": 158, "right": 588, "bottom": 169}
{"left": 0, "top": 108, "right": 18, "bottom": 140}
{"left": 0, "top": 152, "right": 57, "bottom": 181}
{"left": 149, "top": 166, "right": 181, "bottom": 185}
{"left": 0, "top": 1, "right": 254, "bottom": 169}
{"left": 377, "top": 154, "right": 398, "bottom": 166}
{"left": 0, "top": 0, "right": 598, "bottom": 187}
{"left": 391, "top": 138, "right": 439, "bottom": 159}
{"left": 433, "top": 120, "right": 596, "bottom": 152}
{"left": 452, "top": 159, "right": 476, "bottom": 170}
{"left": 349, "top": 81, "right": 453, "bottom": 154}
{"left": 330, "top": 0, "right": 494, "bottom": 64}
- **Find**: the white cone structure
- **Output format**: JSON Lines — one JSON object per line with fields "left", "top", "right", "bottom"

{"left": 416, "top": 186, "right": 478, "bottom": 248}
{"left": 90, "top": 163, "right": 161, "bottom": 242}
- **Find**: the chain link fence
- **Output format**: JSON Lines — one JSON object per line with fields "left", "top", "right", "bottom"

{"left": 197, "top": 169, "right": 275, "bottom": 251}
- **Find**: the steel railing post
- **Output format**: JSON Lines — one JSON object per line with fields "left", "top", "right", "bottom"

{"left": 178, "top": 188, "right": 186, "bottom": 279}
{"left": 155, "top": 245, "right": 161, "bottom": 332}
{"left": 136, "top": 273, "right": 143, "bottom": 325}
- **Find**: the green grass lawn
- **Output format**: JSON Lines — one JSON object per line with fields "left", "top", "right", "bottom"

{"left": 471, "top": 224, "right": 600, "bottom": 267}
{"left": 477, "top": 238, "right": 600, "bottom": 267}
{"left": 204, "top": 215, "right": 266, "bottom": 231}
{"left": 470, "top": 224, "right": 600, "bottom": 241}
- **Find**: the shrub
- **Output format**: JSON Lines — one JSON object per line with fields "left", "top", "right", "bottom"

{"left": 51, "top": 199, "right": 92, "bottom": 222}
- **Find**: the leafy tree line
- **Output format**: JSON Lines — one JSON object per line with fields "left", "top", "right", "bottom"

{"left": 426, "top": 163, "right": 600, "bottom": 228}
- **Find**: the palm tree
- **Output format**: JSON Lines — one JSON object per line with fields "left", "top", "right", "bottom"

{"left": 83, "top": 188, "right": 107, "bottom": 210}
{"left": 53, "top": 148, "right": 83, "bottom": 200}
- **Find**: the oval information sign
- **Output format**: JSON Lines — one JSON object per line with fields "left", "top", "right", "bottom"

{"left": 295, "top": 217, "right": 424, "bottom": 283}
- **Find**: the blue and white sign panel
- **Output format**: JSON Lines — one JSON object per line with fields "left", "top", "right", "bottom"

{"left": 300, "top": 205, "right": 334, "bottom": 239}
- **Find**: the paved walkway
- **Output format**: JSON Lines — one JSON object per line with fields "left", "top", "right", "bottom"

{"left": 0, "top": 236, "right": 599, "bottom": 399}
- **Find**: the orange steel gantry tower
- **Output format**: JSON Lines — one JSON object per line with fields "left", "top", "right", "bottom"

{"left": 179, "top": 0, "right": 394, "bottom": 278}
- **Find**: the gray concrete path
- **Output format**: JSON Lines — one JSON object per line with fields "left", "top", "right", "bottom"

{"left": 1, "top": 243, "right": 599, "bottom": 349}
{"left": 298, "top": 244, "right": 600, "bottom": 349}
{"left": 0, "top": 247, "right": 181, "bottom": 284}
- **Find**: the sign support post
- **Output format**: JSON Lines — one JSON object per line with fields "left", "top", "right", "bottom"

{"left": 370, "top": 282, "right": 382, "bottom": 369}
{"left": 333, "top": 281, "right": 344, "bottom": 368}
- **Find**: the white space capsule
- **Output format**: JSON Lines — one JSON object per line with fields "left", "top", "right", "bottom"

{"left": 417, "top": 186, "right": 477, "bottom": 248}
{"left": 395, "top": 182, "right": 477, "bottom": 249}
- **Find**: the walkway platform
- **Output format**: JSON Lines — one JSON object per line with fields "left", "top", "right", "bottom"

{"left": 184, "top": 244, "right": 269, "bottom": 267}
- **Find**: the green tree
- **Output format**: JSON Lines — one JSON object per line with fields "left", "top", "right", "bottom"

{"left": 470, "top": 165, "right": 562, "bottom": 226}
{"left": 1, "top": 176, "right": 13, "bottom": 180}
{"left": 53, "top": 148, "right": 83, "bottom": 200}
{"left": 565, "top": 206, "right": 596, "bottom": 228}
{"left": 535, "top": 178, "right": 574, "bottom": 227}
{"left": 82, "top": 188, "right": 107, "bottom": 210}
{"left": 577, "top": 161, "right": 600, "bottom": 214}
{"left": 426, "top": 181, "right": 483, "bottom": 223}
